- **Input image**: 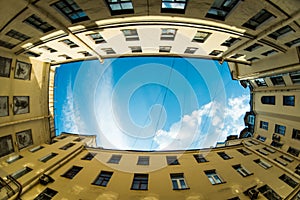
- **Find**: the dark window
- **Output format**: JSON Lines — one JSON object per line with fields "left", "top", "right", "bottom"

{"left": 290, "top": 71, "right": 300, "bottom": 84}
{"left": 230, "top": 54, "right": 244, "bottom": 59}
{"left": 279, "top": 174, "right": 298, "bottom": 188}
{"left": 243, "top": 9, "right": 275, "bottom": 30}
{"left": 221, "top": 37, "right": 240, "bottom": 47}
{"left": 296, "top": 164, "right": 300, "bottom": 175}
{"left": 287, "top": 147, "right": 300, "bottom": 157}
{"left": 166, "top": 156, "right": 180, "bottom": 165}
{"left": 0, "top": 40, "right": 16, "bottom": 49}
{"left": 259, "top": 121, "right": 269, "bottom": 130}
{"left": 257, "top": 135, "right": 266, "bottom": 142}
{"left": 204, "top": 170, "right": 225, "bottom": 185}
{"left": 254, "top": 159, "right": 272, "bottom": 169}
{"left": 232, "top": 164, "right": 253, "bottom": 177}
{"left": 39, "top": 46, "right": 57, "bottom": 53}
{"left": 255, "top": 78, "right": 267, "bottom": 87}
{"left": 6, "top": 29, "right": 30, "bottom": 41}
{"left": 275, "top": 124, "right": 286, "bottom": 135}
{"left": 292, "top": 129, "right": 300, "bottom": 140}
{"left": 209, "top": 50, "right": 223, "bottom": 56}
{"left": 263, "top": 147, "right": 276, "bottom": 153}
{"left": 247, "top": 57, "right": 260, "bottom": 62}
{"left": 161, "top": 0, "right": 187, "bottom": 14}
{"left": 52, "top": 0, "right": 89, "bottom": 23}
{"left": 24, "top": 51, "right": 41, "bottom": 57}
{"left": 192, "top": 31, "right": 211, "bottom": 43}
{"left": 279, "top": 155, "right": 293, "bottom": 162}
{"left": 131, "top": 174, "right": 148, "bottom": 190}
{"left": 107, "top": 155, "right": 122, "bottom": 164}
{"left": 237, "top": 148, "right": 251, "bottom": 156}
{"left": 87, "top": 33, "right": 106, "bottom": 44}
{"left": 261, "top": 49, "right": 278, "bottom": 56}
{"left": 170, "top": 173, "right": 189, "bottom": 189}
{"left": 6, "top": 155, "right": 23, "bottom": 164}
{"left": 105, "top": 0, "right": 134, "bottom": 15}
{"left": 39, "top": 153, "right": 58, "bottom": 163}
{"left": 268, "top": 25, "right": 295, "bottom": 40}
{"left": 61, "top": 165, "right": 83, "bottom": 179}
{"left": 228, "top": 197, "right": 240, "bottom": 200}
{"left": 205, "top": 0, "right": 240, "bottom": 21}
{"left": 217, "top": 152, "right": 231, "bottom": 160}
{"left": 159, "top": 46, "right": 172, "bottom": 53}
{"left": 58, "top": 54, "right": 72, "bottom": 59}
{"left": 184, "top": 47, "right": 198, "bottom": 54}
{"left": 122, "top": 29, "right": 139, "bottom": 41}
{"left": 60, "top": 39, "right": 79, "bottom": 48}
{"left": 78, "top": 51, "right": 92, "bottom": 57}
{"left": 129, "top": 46, "right": 142, "bottom": 53}
{"left": 193, "top": 154, "right": 208, "bottom": 163}
{"left": 92, "top": 171, "right": 113, "bottom": 186}
{"left": 11, "top": 167, "right": 32, "bottom": 179}
{"left": 258, "top": 185, "right": 282, "bottom": 200}
{"left": 244, "top": 43, "right": 263, "bottom": 52}
{"left": 270, "top": 76, "right": 285, "bottom": 86}
{"left": 81, "top": 152, "right": 96, "bottom": 160}
{"left": 285, "top": 38, "right": 300, "bottom": 48}
{"left": 59, "top": 143, "right": 75, "bottom": 150}
{"left": 101, "top": 48, "right": 116, "bottom": 54}
{"left": 23, "top": 14, "right": 55, "bottom": 33}
{"left": 271, "top": 141, "right": 283, "bottom": 148}
{"left": 0, "top": 135, "right": 14, "bottom": 157}
{"left": 261, "top": 96, "right": 275, "bottom": 105}
{"left": 274, "top": 158, "right": 287, "bottom": 166}
{"left": 34, "top": 188, "right": 58, "bottom": 200}
{"left": 0, "top": 56, "right": 12, "bottom": 77}
{"left": 137, "top": 156, "right": 149, "bottom": 165}
{"left": 161, "top": 28, "right": 177, "bottom": 40}
{"left": 272, "top": 133, "right": 281, "bottom": 142}
{"left": 283, "top": 96, "right": 295, "bottom": 106}
{"left": 256, "top": 149, "right": 269, "bottom": 155}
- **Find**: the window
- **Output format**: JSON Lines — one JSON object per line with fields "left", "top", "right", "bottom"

{"left": 92, "top": 171, "right": 113, "bottom": 186}
{"left": 58, "top": 54, "right": 72, "bottom": 59}
{"left": 237, "top": 149, "right": 251, "bottom": 156}
{"left": 192, "top": 31, "right": 211, "bottom": 43}
{"left": 137, "top": 156, "right": 149, "bottom": 165}
{"left": 217, "top": 152, "right": 232, "bottom": 160}
{"left": 11, "top": 167, "right": 32, "bottom": 179}
{"left": 221, "top": 37, "right": 240, "bottom": 47}
{"left": 261, "top": 96, "right": 275, "bottom": 105}
{"left": 274, "top": 158, "right": 287, "bottom": 166}
{"left": 23, "top": 14, "right": 55, "bottom": 33}
{"left": 52, "top": 0, "right": 89, "bottom": 23}
{"left": 0, "top": 56, "right": 12, "bottom": 78}
{"left": 101, "top": 48, "right": 116, "bottom": 54}
{"left": 59, "top": 143, "right": 75, "bottom": 150}
{"left": 105, "top": 0, "right": 134, "bottom": 15}
{"left": 258, "top": 185, "right": 281, "bottom": 200}
{"left": 247, "top": 57, "right": 260, "bottom": 62}
{"left": 61, "top": 165, "right": 83, "bottom": 179}
{"left": 263, "top": 147, "right": 276, "bottom": 153}
{"left": 6, "top": 29, "right": 30, "bottom": 41}
{"left": 271, "top": 140, "right": 283, "bottom": 148}
{"left": 254, "top": 159, "right": 272, "bottom": 169}
{"left": 209, "top": 50, "right": 223, "bottom": 56}
{"left": 170, "top": 173, "right": 189, "bottom": 190}
{"left": 205, "top": 0, "right": 240, "bottom": 20}
{"left": 122, "top": 29, "right": 139, "bottom": 41}
{"left": 184, "top": 47, "right": 198, "bottom": 54}
{"left": 129, "top": 46, "right": 142, "bottom": 53}
{"left": 34, "top": 188, "right": 58, "bottom": 200}
{"left": 290, "top": 71, "right": 300, "bottom": 84}
{"left": 0, "top": 135, "right": 14, "bottom": 157}
{"left": 166, "top": 156, "right": 180, "bottom": 165}
{"left": 87, "top": 33, "right": 106, "bottom": 44}
{"left": 161, "top": 28, "right": 177, "bottom": 40}
{"left": 270, "top": 76, "right": 285, "bottom": 86}
{"left": 296, "top": 164, "right": 300, "bottom": 176}
{"left": 279, "top": 174, "right": 298, "bottom": 188}
{"left": 39, "top": 46, "right": 57, "bottom": 53}
{"left": 243, "top": 9, "right": 275, "bottom": 30}
{"left": 107, "top": 155, "right": 122, "bottom": 164}
{"left": 261, "top": 49, "right": 278, "bottom": 56}
{"left": 244, "top": 43, "right": 263, "bottom": 52}
{"left": 39, "top": 153, "right": 58, "bottom": 163}
{"left": 159, "top": 46, "right": 172, "bottom": 53}
{"left": 256, "top": 149, "right": 268, "bottom": 155}
{"left": 131, "top": 174, "right": 148, "bottom": 190}
{"left": 59, "top": 39, "right": 79, "bottom": 48}
{"left": 232, "top": 164, "right": 253, "bottom": 177}
{"left": 193, "top": 154, "right": 208, "bottom": 163}
{"left": 81, "top": 152, "right": 96, "bottom": 160}
{"left": 275, "top": 124, "right": 286, "bottom": 135}
{"left": 283, "top": 96, "right": 295, "bottom": 106}
{"left": 287, "top": 147, "right": 300, "bottom": 157}
{"left": 161, "top": 0, "right": 187, "bottom": 14}
{"left": 279, "top": 155, "right": 293, "bottom": 162}
{"left": 78, "top": 51, "right": 92, "bottom": 57}
{"left": 204, "top": 170, "right": 225, "bottom": 185}
{"left": 230, "top": 53, "right": 244, "bottom": 59}
{"left": 257, "top": 135, "right": 266, "bottom": 142}
{"left": 268, "top": 25, "right": 295, "bottom": 40}
{"left": 285, "top": 38, "right": 300, "bottom": 48}
{"left": 6, "top": 155, "right": 23, "bottom": 164}
{"left": 24, "top": 51, "right": 41, "bottom": 57}
{"left": 260, "top": 121, "right": 268, "bottom": 130}
{"left": 0, "top": 40, "right": 16, "bottom": 49}
{"left": 228, "top": 197, "right": 240, "bottom": 200}
{"left": 292, "top": 129, "right": 300, "bottom": 140}
{"left": 255, "top": 78, "right": 267, "bottom": 87}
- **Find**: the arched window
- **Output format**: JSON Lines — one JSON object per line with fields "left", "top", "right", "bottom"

{"left": 261, "top": 96, "right": 275, "bottom": 105}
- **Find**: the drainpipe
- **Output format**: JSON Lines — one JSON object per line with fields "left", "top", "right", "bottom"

{"left": 22, "top": 0, "right": 104, "bottom": 63}
{"left": 222, "top": 10, "right": 300, "bottom": 58}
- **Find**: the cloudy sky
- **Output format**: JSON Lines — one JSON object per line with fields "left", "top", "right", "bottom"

{"left": 54, "top": 57, "right": 250, "bottom": 150}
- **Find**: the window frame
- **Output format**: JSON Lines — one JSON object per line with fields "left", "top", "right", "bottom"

{"left": 161, "top": 0, "right": 187, "bottom": 14}
{"left": 205, "top": 0, "right": 240, "bottom": 21}
{"left": 204, "top": 170, "right": 225, "bottom": 185}
{"left": 92, "top": 171, "right": 113, "bottom": 187}
{"left": 131, "top": 174, "right": 149, "bottom": 190}
{"left": 283, "top": 96, "right": 295, "bottom": 106}
{"left": 107, "top": 155, "right": 122, "bottom": 164}
{"left": 61, "top": 165, "right": 83, "bottom": 179}
{"left": 105, "top": 0, "right": 134, "bottom": 15}
{"left": 192, "top": 31, "right": 211, "bottom": 43}
{"left": 166, "top": 156, "right": 180, "bottom": 165}
{"left": 170, "top": 173, "right": 189, "bottom": 190}
{"left": 242, "top": 9, "right": 275, "bottom": 30}
{"left": 137, "top": 156, "right": 150, "bottom": 165}
{"left": 23, "top": 14, "right": 55, "bottom": 33}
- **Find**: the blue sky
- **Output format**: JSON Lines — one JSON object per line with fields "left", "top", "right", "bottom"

{"left": 54, "top": 57, "right": 250, "bottom": 150}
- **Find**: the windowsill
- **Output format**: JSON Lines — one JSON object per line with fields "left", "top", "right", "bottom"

{"left": 173, "top": 187, "right": 190, "bottom": 190}
{"left": 212, "top": 181, "right": 227, "bottom": 185}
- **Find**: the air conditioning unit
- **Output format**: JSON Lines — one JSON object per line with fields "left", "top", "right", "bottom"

{"left": 248, "top": 188, "right": 259, "bottom": 199}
